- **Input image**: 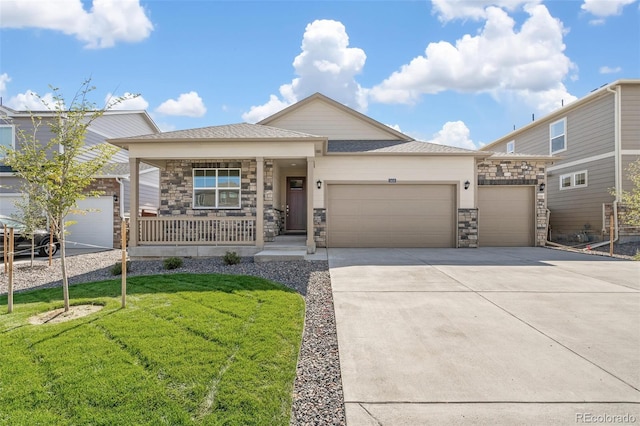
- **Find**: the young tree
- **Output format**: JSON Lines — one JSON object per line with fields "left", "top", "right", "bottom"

{"left": 1, "top": 80, "right": 127, "bottom": 311}
{"left": 618, "top": 159, "right": 640, "bottom": 226}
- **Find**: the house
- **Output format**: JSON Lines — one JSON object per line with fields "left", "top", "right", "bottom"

{"left": 109, "top": 93, "right": 553, "bottom": 258}
{"left": 481, "top": 79, "right": 640, "bottom": 243}
{"left": 0, "top": 106, "right": 161, "bottom": 249}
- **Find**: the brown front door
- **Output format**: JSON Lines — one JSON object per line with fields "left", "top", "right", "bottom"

{"left": 286, "top": 177, "right": 306, "bottom": 231}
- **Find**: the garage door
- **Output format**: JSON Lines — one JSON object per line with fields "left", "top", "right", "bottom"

{"left": 65, "top": 196, "right": 114, "bottom": 249}
{"left": 478, "top": 186, "right": 534, "bottom": 247}
{"left": 328, "top": 184, "right": 455, "bottom": 248}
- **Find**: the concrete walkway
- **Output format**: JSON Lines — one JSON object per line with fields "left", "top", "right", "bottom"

{"left": 329, "top": 248, "right": 640, "bottom": 425}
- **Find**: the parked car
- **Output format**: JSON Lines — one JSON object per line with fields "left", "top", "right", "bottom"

{"left": 0, "top": 215, "right": 59, "bottom": 257}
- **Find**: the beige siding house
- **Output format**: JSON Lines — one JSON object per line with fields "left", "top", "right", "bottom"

{"left": 111, "top": 93, "right": 553, "bottom": 257}
{"left": 0, "top": 106, "right": 161, "bottom": 249}
{"left": 481, "top": 80, "right": 640, "bottom": 243}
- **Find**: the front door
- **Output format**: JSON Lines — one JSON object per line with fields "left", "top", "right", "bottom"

{"left": 286, "top": 177, "right": 306, "bottom": 232}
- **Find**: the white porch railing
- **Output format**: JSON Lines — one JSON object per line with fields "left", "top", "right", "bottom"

{"left": 138, "top": 216, "right": 256, "bottom": 245}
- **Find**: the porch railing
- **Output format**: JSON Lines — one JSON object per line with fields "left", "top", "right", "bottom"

{"left": 138, "top": 216, "right": 256, "bottom": 245}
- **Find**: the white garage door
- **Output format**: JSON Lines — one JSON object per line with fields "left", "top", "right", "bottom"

{"left": 478, "top": 186, "right": 534, "bottom": 247}
{"left": 0, "top": 194, "right": 21, "bottom": 217}
{"left": 328, "top": 184, "right": 455, "bottom": 248}
{"left": 65, "top": 196, "right": 114, "bottom": 249}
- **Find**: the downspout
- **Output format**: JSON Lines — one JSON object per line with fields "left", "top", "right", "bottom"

{"left": 591, "top": 85, "right": 621, "bottom": 249}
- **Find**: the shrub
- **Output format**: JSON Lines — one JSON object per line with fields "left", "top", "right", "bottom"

{"left": 163, "top": 257, "right": 183, "bottom": 270}
{"left": 223, "top": 251, "right": 241, "bottom": 265}
{"left": 111, "top": 261, "right": 131, "bottom": 276}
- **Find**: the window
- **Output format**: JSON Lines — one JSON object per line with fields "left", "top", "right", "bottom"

{"left": 560, "top": 170, "right": 587, "bottom": 190}
{"left": 506, "top": 140, "right": 515, "bottom": 153}
{"left": 0, "top": 125, "right": 15, "bottom": 157}
{"left": 193, "top": 168, "right": 241, "bottom": 208}
{"left": 550, "top": 118, "right": 566, "bottom": 154}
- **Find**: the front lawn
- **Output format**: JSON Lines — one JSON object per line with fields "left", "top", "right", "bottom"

{"left": 0, "top": 274, "right": 305, "bottom": 425}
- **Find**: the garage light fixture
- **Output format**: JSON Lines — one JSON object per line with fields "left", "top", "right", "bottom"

{"left": 464, "top": 180, "right": 470, "bottom": 190}
{"left": 316, "top": 180, "right": 322, "bottom": 189}
{"left": 539, "top": 183, "right": 546, "bottom": 192}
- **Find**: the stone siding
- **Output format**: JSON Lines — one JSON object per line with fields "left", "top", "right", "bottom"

{"left": 263, "top": 160, "right": 278, "bottom": 242}
{"left": 313, "top": 208, "right": 327, "bottom": 248}
{"left": 86, "top": 178, "right": 122, "bottom": 249}
{"left": 476, "top": 159, "right": 548, "bottom": 247}
{"left": 604, "top": 203, "right": 640, "bottom": 241}
{"left": 458, "top": 208, "right": 478, "bottom": 248}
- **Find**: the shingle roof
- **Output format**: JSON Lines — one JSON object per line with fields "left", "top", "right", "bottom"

{"left": 98, "top": 162, "right": 156, "bottom": 177}
{"left": 118, "top": 123, "right": 322, "bottom": 140}
{"left": 328, "top": 140, "right": 480, "bottom": 154}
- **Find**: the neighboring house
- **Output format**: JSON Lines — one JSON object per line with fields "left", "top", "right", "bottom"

{"left": 111, "top": 93, "right": 553, "bottom": 257}
{"left": 481, "top": 79, "right": 640, "bottom": 243}
{"left": 0, "top": 106, "right": 161, "bottom": 249}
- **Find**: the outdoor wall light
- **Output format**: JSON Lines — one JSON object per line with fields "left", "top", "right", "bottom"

{"left": 316, "top": 180, "right": 322, "bottom": 189}
{"left": 464, "top": 180, "right": 470, "bottom": 190}
{"left": 539, "top": 183, "right": 546, "bottom": 192}
{"left": 113, "top": 194, "right": 119, "bottom": 203}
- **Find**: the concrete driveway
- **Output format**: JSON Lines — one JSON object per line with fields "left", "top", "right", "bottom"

{"left": 329, "top": 248, "right": 640, "bottom": 425}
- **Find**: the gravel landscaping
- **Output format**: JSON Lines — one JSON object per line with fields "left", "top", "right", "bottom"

{"left": 0, "top": 250, "right": 346, "bottom": 426}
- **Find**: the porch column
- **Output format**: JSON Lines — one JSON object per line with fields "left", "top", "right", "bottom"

{"left": 129, "top": 157, "right": 140, "bottom": 247}
{"left": 256, "top": 157, "right": 264, "bottom": 249}
{"left": 306, "top": 158, "right": 316, "bottom": 254}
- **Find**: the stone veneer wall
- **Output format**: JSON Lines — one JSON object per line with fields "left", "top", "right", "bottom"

{"left": 457, "top": 208, "right": 478, "bottom": 248}
{"left": 262, "top": 160, "right": 277, "bottom": 242}
{"left": 476, "top": 159, "right": 548, "bottom": 247}
{"left": 86, "top": 178, "right": 122, "bottom": 249}
{"left": 313, "top": 208, "right": 327, "bottom": 248}
{"left": 604, "top": 203, "right": 640, "bottom": 241}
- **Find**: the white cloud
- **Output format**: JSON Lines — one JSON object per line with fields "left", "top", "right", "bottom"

{"left": 5, "top": 90, "right": 62, "bottom": 111}
{"left": 0, "top": 0, "right": 153, "bottom": 48}
{"left": 242, "top": 19, "right": 368, "bottom": 122}
{"left": 431, "top": 0, "right": 533, "bottom": 22}
{"left": 385, "top": 123, "right": 403, "bottom": 132}
{"left": 370, "top": 3, "right": 575, "bottom": 115}
{"left": 0, "top": 73, "right": 10, "bottom": 97}
{"left": 581, "top": 0, "right": 637, "bottom": 17}
{"left": 428, "top": 121, "right": 477, "bottom": 150}
{"left": 599, "top": 66, "right": 622, "bottom": 74}
{"left": 155, "top": 91, "right": 207, "bottom": 117}
{"left": 105, "top": 92, "right": 149, "bottom": 110}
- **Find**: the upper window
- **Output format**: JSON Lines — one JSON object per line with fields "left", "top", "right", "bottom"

{"left": 550, "top": 118, "right": 566, "bottom": 154}
{"left": 193, "top": 168, "right": 241, "bottom": 209}
{"left": 506, "top": 140, "right": 515, "bottom": 153}
{"left": 0, "top": 125, "right": 15, "bottom": 157}
{"left": 560, "top": 170, "right": 587, "bottom": 190}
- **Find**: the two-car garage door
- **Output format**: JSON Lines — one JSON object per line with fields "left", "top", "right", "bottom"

{"left": 327, "top": 184, "right": 455, "bottom": 248}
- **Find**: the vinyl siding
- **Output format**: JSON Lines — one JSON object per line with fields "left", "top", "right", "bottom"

{"left": 621, "top": 154, "right": 640, "bottom": 192}
{"left": 0, "top": 176, "right": 22, "bottom": 193}
{"left": 621, "top": 85, "right": 640, "bottom": 151}
{"left": 547, "top": 156, "right": 615, "bottom": 237}
{"left": 89, "top": 113, "right": 156, "bottom": 138}
{"left": 80, "top": 130, "right": 129, "bottom": 163}
{"left": 12, "top": 117, "right": 58, "bottom": 158}
{"left": 123, "top": 169, "right": 159, "bottom": 214}
{"left": 266, "top": 101, "right": 402, "bottom": 140}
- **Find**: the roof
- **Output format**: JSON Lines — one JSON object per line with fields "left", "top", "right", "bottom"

{"left": 483, "top": 152, "right": 558, "bottom": 162}
{"left": 111, "top": 123, "right": 324, "bottom": 143}
{"left": 328, "top": 140, "right": 485, "bottom": 156}
{"left": 482, "top": 79, "right": 640, "bottom": 151}
{"left": 258, "top": 93, "right": 413, "bottom": 141}
{"left": 97, "top": 162, "right": 157, "bottom": 177}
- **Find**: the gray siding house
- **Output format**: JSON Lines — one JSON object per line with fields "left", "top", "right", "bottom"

{"left": 0, "top": 106, "right": 161, "bottom": 249}
{"left": 481, "top": 79, "right": 640, "bottom": 243}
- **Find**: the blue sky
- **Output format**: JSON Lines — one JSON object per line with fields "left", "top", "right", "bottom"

{"left": 0, "top": 0, "right": 638, "bottom": 149}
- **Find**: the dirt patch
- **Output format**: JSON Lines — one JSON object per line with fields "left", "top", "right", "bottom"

{"left": 28, "top": 304, "right": 104, "bottom": 325}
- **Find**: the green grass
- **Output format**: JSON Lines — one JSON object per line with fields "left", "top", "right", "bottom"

{"left": 0, "top": 274, "right": 305, "bottom": 425}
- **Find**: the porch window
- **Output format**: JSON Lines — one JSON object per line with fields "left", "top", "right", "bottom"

{"left": 193, "top": 168, "right": 241, "bottom": 208}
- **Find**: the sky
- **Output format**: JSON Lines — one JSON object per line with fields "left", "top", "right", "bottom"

{"left": 0, "top": 0, "right": 638, "bottom": 149}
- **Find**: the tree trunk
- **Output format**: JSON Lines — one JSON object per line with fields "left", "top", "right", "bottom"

{"left": 60, "top": 221, "right": 70, "bottom": 312}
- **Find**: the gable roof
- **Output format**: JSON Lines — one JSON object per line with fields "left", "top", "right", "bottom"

{"left": 109, "top": 123, "right": 325, "bottom": 148}
{"left": 328, "top": 140, "right": 485, "bottom": 156}
{"left": 481, "top": 79, "right": 640, "bottom": 151}
{"left": 258, "top": 93, "right": 413, "bottom": 141}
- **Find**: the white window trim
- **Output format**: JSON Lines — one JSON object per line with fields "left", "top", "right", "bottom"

{"left": 559, "top": 170, "right": 588, "bottom": 190}
{"left": 549, "top": 117, "right": 567, "bottom": 155}
{"left": 506, "top": 140, "right": 515, "bottom": 153}
{"left": 0, "top": 124, "right": 15, "bottom": 158}
{"left": 192, "top": 168, "right": 241, "bottom": 209}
